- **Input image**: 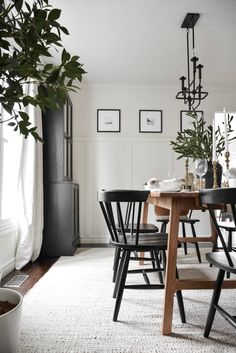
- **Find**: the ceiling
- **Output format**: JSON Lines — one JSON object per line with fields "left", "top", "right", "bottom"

{"left": 50, "top": 0, "right": 236, "bottom": 88}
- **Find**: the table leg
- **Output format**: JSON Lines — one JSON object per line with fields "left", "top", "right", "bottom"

{"left": 139, "top": 202, "right": 149, "bottom": 265}
{"left": 162, "top": 198, "right": 181, "bottom": 335}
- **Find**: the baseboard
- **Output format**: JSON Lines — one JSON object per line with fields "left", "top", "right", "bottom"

{"left": 80, "top": 236, "right": 108, "bottom": 244}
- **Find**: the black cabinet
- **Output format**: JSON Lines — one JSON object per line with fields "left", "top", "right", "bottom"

{"left": 41, "top": 96, "right": 80, "bottom": 257}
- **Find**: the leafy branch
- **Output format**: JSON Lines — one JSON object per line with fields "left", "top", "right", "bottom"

{"left": 170, "top": 112, "right": 236, "bottom": 160}
{"left": 0, "top": 0, "right": 86, "bottom": 141}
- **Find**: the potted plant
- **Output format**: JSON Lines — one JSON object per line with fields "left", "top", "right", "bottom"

{"left": 170, "top": 112, "right": 236, "bottom": 188}
{"left": 0, "top": 0, "right": 86, "bottom": 141}
{"left": 0, "top": 288, "right": 23, "bottom": 353}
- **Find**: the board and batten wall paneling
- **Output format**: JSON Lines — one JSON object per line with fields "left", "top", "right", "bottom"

{"left": 72, "top": 84, "right": 236, "bottom": 244}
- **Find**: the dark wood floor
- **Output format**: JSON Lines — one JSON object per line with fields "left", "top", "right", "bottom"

{"left": 0, "top": 257, "right": 58, "bottom": 296}
{"left": 0, "top": 245, "right": 109, "bottom": 296}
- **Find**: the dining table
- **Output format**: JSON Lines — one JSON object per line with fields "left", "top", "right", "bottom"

{"left": 142, "top": 190, "right": 236, "bottom": 336}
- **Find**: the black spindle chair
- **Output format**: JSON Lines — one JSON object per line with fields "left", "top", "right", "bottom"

{"left": 113, "top": 200, "right": 162, "bottom": 284}
{"left": 98, "top": 189, "right": 186, "bottom": 323}
{"left": 200, "top": 188, "right": 236, "bottom": 338}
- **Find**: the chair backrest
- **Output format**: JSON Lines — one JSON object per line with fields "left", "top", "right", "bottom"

{"left": 98, "top": 190, "right": 150, "bottom": 245}
{"left": 200, "top": 188, "right": 236, "bottom": 267}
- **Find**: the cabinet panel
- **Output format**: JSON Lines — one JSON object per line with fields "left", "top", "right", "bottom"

{"left": 42, "top": 97, "right": 72, "bottom": 182}
{"left": 41, "top": 182, "right": 80, "bottom": 257}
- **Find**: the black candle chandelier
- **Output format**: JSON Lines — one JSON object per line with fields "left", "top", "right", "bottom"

{"left": 176, "top": 13, "right": 208, "bottom": 111}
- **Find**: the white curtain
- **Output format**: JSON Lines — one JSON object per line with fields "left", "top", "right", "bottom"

{"left": 15, "top": 83, "right": 44, "bottom": 270}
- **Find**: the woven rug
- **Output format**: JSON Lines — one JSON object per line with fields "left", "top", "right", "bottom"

{"left": 17, "top": 248, "right": 236, "bottom": 353}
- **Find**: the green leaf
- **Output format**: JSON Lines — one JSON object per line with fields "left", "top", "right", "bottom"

{"left": 8, "top": 122, "right": 16, "bottom": 127}
{"left": 61, "top": 49, "right": 70, "bottom": 62}
{"left": 48, "top": 8, "right": 61, "bottom": 21}
{"left": 60, "top": 26, "right": 69, "bottom": 35}
{"left": 19, "top": 111, "right": 29, "bottom": 121}
{"left": 15, "top": 0, "right": 23, "bottom": 12}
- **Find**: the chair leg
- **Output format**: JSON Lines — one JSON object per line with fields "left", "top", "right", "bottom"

{"left": 113, "top": 250, "right": 126, "bottom": 298}
{"left": 176, "top": 269, "right": 186, "bottom": 323}
{"left": 226, "top": 231, "right": 232, "bottom": 278}
{"left": 190, "top": 222, "right": 202, "bottom": 263}
{"left": 113, "top": 248, "right": 121, "bottom": 283}
{"left": 150, "top": 251, "right": 156, "bottom": 269}
{"left": 153, "top": 250, "right": 164, "bottom": 284}
{"left": 204, "top": 269, "right": 225, "bottom": 338}
{"left": 162, "top": 250, "right": 167, "bottom": 270}
{"left": 182, "top": 222, "right": 188, "bottom": 255}
{"left": 113, "top": 250, "right": 130, "bottom": 322}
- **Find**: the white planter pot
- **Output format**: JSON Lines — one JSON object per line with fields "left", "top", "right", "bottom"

{"left": 0, "top": 288, "right": 23, "bottom": 353}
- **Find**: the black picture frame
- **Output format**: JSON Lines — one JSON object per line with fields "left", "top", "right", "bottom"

{"left": 139, "top": 110, "right": 163, "bottom": 133}
{"left": 97, "top": 109, "right": 121, "bottom": 132}
{"left": 180, "top": 110, "right": 203, "bottom": 132}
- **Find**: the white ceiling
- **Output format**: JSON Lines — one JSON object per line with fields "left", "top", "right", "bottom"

{"left": 50, "top": 0, "right": 236, "bottom": 88}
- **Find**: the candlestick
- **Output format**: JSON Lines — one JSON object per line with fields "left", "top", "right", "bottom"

{"left": 223, "top": 107, "right": 229, "bottom": 152}
{"left": 224, "top": 151, "right": 230, "bottom": 187}
{"left": 212, "top": 161, "right": 218, "bottom": 189}
{"left": 184, "top": 158, "right": 189, "bottom": 190}
{"left": 212, "top": 115, "right": 216, "bottom": 161}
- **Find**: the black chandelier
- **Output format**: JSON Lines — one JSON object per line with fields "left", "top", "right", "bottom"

{"left": 176, "top": 13, "right": 208, "bottom": 111}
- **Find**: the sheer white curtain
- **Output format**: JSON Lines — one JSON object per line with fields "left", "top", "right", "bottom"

{"left": 15, "top": 83, "right": 44, "bottom": 269}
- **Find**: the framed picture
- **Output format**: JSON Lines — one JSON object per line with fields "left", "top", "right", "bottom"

{"left": 180, "top": 110, "right": 203, "bottom": 132}
{"left": 139, "top": 110, "right": 162, "bottom": 133}
{"left": 97, "top": 109, "right": 121, "bottom": 132}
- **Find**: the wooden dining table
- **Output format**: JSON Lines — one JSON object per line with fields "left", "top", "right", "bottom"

{"left": 142, "top": 190, "right": 236, "bottom": 336}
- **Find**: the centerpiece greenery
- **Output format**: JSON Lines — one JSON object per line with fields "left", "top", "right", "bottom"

{"left": 170, "top": 112, "right": 235, "bottom": 160}
{"left": 0, "top": 0, "right": 86, "bottom": 141}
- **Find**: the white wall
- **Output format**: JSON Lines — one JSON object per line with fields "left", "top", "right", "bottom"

{"left": 72, "top": 84, "right": 236, "bottom": 244}
{"left": 0, "top": 222, "right": 17, "bottom": 278}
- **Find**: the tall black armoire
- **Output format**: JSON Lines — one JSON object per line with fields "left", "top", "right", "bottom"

{"left": 41, "top": 96, "right": 80, "bottom": 257}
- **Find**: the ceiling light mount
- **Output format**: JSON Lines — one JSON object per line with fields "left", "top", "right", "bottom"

{"left": 176, "top": 13, "right": 208, "bottom": 112}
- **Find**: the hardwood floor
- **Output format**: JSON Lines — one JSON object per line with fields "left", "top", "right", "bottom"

{"left": 0, "top": 246, "right": 109, "bottom": 296}
{"left": 0, "top": 257, "right": 58, "bottom": 296}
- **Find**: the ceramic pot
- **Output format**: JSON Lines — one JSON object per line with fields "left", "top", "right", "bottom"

{"left": 0, "top": 288, "right": 23, "bottom": 353}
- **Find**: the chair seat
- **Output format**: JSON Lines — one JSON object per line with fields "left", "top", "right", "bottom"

{"left": 179, "top": 218, "right": 199, "bottom": 224}
{"left": 117, "top": 223, "right": 159, "bottom": 233}
{"left": 206, "top": 252, "right": 236, "bottom": 274}
{"left": 218, "top": 221, "right": 236, "bottom": 231}
{"left": 110, "top": 233, "right": 181, "bottom": 251}
{"left": 156, "top": 216, "right": 199, "bottom": 223}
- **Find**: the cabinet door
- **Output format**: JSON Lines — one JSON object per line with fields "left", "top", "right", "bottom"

{"left": 72, "top": 184, "right": 80, "bottom": 247}
{"left": 63, "top": 98, "right": 73, "bottom": 181}
{"left": 43, "top": 96, "right": 73, "bottom": 182}
{"left": 41, "top": 182, "right": 80, "bottom": 257}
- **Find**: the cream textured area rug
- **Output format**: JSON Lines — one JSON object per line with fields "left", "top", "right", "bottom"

{"left": 17, "top": 248, "right": 236, "bottom": 353}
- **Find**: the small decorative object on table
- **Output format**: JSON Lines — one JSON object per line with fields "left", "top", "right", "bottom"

{"left": 195, "top": 159, "right": 208, "bottom": 190}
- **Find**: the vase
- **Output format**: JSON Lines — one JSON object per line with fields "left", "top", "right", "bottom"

{"left": 204, "top": 161, "right": 222, "bottom": 189}
{"left": 0, "top": 288, "right": 23, "bottom": 353}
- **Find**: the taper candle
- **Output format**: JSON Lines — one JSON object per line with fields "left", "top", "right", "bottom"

{"left": 212, "top": 115, "right": 216, "bottom": 161}
{"left": 223, "top": 107, "right": 229, "bottom": 152}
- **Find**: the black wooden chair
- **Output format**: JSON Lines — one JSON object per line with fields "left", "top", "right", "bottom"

{"left": 156, "top": 210, "right": 202, "bottom": 263}
{"left": 113, "top": 200, "right": 162, "bottom": 284}
{"left": 216, "top": 208, "right": 236, "bottom": 253}
{"left": 200, "top": 188, "right": 236, "bottom": 338}
{"left": 98, "top": 189, "right": 186, "bottom": 323}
